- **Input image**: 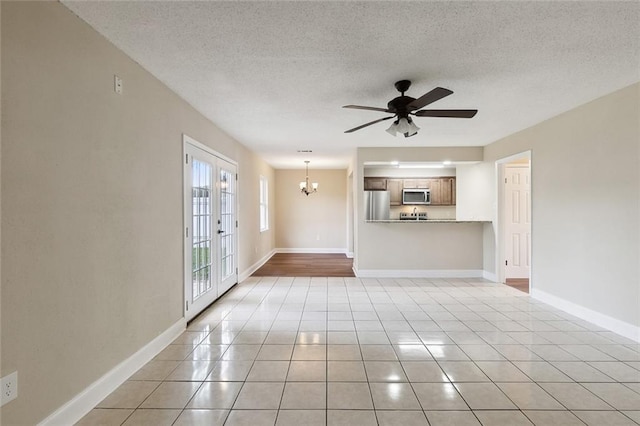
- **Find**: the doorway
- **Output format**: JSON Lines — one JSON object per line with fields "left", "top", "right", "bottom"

{"left": 183, "top": 135, "right": 238, "bottom": 321}
{"left": 497, "top": 152, "right": 531, "bottom": 293}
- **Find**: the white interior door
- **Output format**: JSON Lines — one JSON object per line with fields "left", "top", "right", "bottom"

{"left": 505, "top": 165, "right": 531, "bottom": 279}
{"left": 184, "top": 140, "right": 238, "bottom": 321}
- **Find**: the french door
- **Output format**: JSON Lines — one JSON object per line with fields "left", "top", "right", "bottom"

{"left": 184, "top": 139, "right": 237, "bottom": 321}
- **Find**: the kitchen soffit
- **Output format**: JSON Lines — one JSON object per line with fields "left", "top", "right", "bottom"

{"left": 363, "top": 161, "right": 480, "bottom": 169}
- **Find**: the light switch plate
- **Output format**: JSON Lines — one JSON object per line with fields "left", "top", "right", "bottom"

{"left": 114, "top": 75, "right": 123, "bottom": 94}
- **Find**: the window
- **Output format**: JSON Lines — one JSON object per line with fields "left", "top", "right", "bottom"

{"left": 259, "top": 175, "right": 269, "bottom": 232}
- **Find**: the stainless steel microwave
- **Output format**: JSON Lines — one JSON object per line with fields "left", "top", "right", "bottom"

{"left": 402, "top": 188, "right": 431, "bottom": 205}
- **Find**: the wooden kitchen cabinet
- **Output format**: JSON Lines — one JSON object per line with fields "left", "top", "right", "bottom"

{"left": 426, "top": 178, "right": 442, "bottom": 204}
{"left": 366, "top": 176, "right": 456, "bottom": 205}
{"left": 429, "top": 177, "right": 456, "bottom": 205}
{"left": 451, "top": 178, "right": 456, "bottom": 204}
{"left": 440, "top": 177, "right": 456, "bottom": 205}
{"left": 364, "top": 177, "right": 387, "bottom": 191}
{"left": 403, "top": 179, "right": 428, "bottom": 189}
{"left": 387, "top": 179, "right": 403, "bottom": 206}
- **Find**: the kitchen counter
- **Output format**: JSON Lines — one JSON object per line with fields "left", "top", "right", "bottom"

{"left": 366, "top": 219, "right": 491, "bottom": 223}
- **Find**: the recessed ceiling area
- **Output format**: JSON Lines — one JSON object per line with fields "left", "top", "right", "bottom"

{"left": 62, "top": 1, "right": 640, "bottom": 169}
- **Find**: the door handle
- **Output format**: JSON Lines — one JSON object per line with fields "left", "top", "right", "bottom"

{"left": 217, "top": 230, "right": 224, "bottom": 234}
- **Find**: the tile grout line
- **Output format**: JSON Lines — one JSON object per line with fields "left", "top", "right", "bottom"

{"left": 192, "top": 276, "right": 264, "bottom": 426}
{"left": 271, "top": 276, "right": 300, "bottom": 425}
{"left": 354, "top": 277, "right": 379, "bottom": 425}
{"left": 393, "top": 277, "right": 476, "bottom": 425}
{"left": 126, "top": 277, "right": 264, "bottom": 425}
{"left": 326, "top": 277, "right": 330, "bottom": 426}
{"left": 214, "top": 276, "right": 280, "bottom": 425}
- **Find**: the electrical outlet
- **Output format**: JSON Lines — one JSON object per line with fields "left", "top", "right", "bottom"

{"left": 1, "top": 371, "right": 18, "bottom": 406}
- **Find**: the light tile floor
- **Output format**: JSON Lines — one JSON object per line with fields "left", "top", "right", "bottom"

{"left": 78, "top": 277, "right": 640, "bottom": 425}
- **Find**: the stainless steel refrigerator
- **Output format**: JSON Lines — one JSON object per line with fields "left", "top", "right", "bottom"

{"left": 364, "top": 191, "right": 390, "bottom": 220}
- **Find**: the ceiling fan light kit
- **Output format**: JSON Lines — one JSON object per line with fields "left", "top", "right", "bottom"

{"left": 343, "top": 80, "right": 477, "bottom": 137}
{"left": 386, "top": 117, "right": 420, "bottom": 138}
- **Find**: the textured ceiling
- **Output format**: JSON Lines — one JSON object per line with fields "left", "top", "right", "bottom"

{"left": 62, "top": 1, "right": 639, "bottom": 169}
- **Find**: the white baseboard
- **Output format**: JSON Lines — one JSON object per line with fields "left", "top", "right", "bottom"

{"left": 38, "top": 318, "right": 187, "bottom": 426}
{"left": 482, "top": 270, "right": 498, "bottom": 282}
{"left": 239, "top": 249, "right": 276, "bottom": 282}
{"left": 531, "top": 288, "right": 640, "bottom": 343}
{"left": 346, "top": 251, "right": 354, "bottom": 259}
{"left": 276, "top": 248, "right": 348, "bottom": 254}
{"left": 354, "top": 268, "right": 484, "bottom": 278}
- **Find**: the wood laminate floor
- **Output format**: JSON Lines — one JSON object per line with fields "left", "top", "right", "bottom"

{"left": 252, "top": 253, "right": 355, "bottom": 277}
{"left": 505, "top": 278, "right": 530, "bottom": 294}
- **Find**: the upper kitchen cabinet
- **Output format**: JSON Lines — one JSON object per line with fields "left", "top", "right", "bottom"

{"left": 404, "top": 177, "right": 456, "bottom": 205}
{"left": 425, "top": 178, "right": 441, "bottom": 204}
{"left": 364, "top": 177, "right": 387, "bottom": 190}
{"left": 387, "top": 179, "right": 403, "bottom": 206}
{"left": 430, "top": 177, "right": 456, "bottom": 205}
{"left": 364, "top": 175, "right": 456, "bottom": 205}
{"left": 442, "top": 177, "right": 456, "bottom": 205}
{"left": 403, "top": 179, "right": 429, "bottom": 189}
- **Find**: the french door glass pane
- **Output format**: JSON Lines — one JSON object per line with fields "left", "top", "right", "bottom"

{"left": 220, "top": 168, "right": 235, "bottom": 280}
{"left": 191, "top": 159, "right": 213, "bottom": 301}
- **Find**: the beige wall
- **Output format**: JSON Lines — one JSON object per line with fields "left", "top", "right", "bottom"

{"left": 0, "top": 2, "right": 3, "bottom": 398}
{"left": 275, "top": 169, "right": 347, "bottom": 250}
{"left": 364, "top": 167, "right": 456, "bottom": 178}
{"left": 483, "top": 223, "right": 496, "bottom": 275}
{"left": 358, "top": 222, "right": 485, "bottom": 271}
{"left": 358, "top": 146, "right": 484, "bottom": 163}
{"left": 456, "top": 162, "right": 497, "bottom": 275}
{"left": 238, "top": 151, "right": 276, "bottom": 270}
{"left": 484, "top": 82, "right": 640, "bottom": 328}
{"left": 0, "top": 2, "right": 274, "bottom": 424}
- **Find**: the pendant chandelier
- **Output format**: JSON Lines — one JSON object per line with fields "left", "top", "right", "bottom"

{"left": 299, "top": 160, "right": 318, "bottom": 196}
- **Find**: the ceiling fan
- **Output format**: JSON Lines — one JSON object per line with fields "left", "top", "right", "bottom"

{"left": 343, "top": 80, "right": 478, "bottom": 137}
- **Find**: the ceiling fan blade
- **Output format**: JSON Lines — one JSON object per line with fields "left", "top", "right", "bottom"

{"left": 344, "top": 116, "right": 394, "bottom": 133}
{"left": 414, "top": 109, "right": 478, "bottom": 118}
{"left": 407, "top": 87, "right": 453, "bottom": 111}
{"left": 343, "top": 105, "right": 391, "bottom": 113}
